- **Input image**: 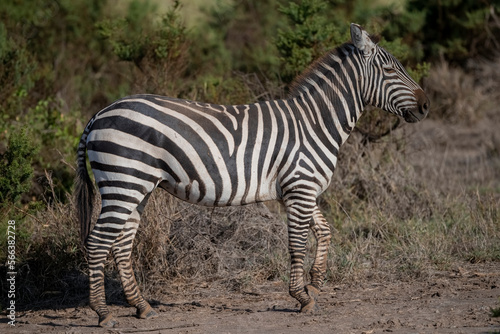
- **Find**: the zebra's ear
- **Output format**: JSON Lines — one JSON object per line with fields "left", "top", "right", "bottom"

{"left": 350, "top": 23, "right": 376, "bottom": 55}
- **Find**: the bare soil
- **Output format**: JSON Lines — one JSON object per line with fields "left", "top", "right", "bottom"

{"left": 3, "top": 262, "right": 499, "bottom": 334}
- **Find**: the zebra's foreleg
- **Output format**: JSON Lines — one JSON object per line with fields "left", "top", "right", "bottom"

{"left": 285, "top": 199, "right": 319, "bottom": 313}
{"left": 111, "top": 195, "right": 158, "bottom": 320}
{"left": 306, "top": 206, "right": 331, "bottom": 302}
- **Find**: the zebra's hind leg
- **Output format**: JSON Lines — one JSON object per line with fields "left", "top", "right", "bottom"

{"left": 111, "top": 194, "right": 158, "bottom": 320}
{"left": 305, "top": 206, "right": 331, "bottom": 305}
{"left": 87, "top": 194, "right": 147, "bottom": 327}
{"left": 87, "top": 215, "right": 127, "bottom": 327}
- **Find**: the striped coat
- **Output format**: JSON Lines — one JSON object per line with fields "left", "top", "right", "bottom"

{"left": 76, "top": 24, "right": 429, "bottom": 327}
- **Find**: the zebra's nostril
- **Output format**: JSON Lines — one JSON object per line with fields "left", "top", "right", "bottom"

{"left": 421, "top": 102, "right": 429, "bottom": 113}
{"left": 414, "top": 89, "right": 430, "bottom": 115}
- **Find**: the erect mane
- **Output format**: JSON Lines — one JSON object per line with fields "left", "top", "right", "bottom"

{"left": 288, "top": 34, "right": 380, "bottom": 97}
{"left": 288, "top": 43, "right": 354, "bottom": 96}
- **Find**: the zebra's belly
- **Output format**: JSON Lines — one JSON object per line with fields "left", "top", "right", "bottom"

{"left": 158, "top": 177, "right": 278, "bottom": 207}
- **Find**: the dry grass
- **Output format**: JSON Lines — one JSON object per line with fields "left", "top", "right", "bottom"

{"left": 2, "top": 57, "right": 500, "bottom": 310}
{"left": 426, "top": 61, "right": 492, "bottom": 123}
{"left": 2, "top": 191, "right": 87, "bottom": 310}
{"left": 133, "top": 191, "right": 289, "bottom": 294}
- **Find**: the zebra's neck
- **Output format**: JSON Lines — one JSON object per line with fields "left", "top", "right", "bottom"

{"left": 287, "top": 43, "right": 366, "bottom": 148}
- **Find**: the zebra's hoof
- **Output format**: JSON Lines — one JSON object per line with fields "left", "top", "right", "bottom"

{"left": 300, "top": 295, "right": 320, "bottom": 314}
{"left": 305, "top": 284, "right": 320, "bottom": 300}
{"left": 98, "top": 314, "right": 117, "bottom": 327}
{"left": 137, "top": 305, "right": 158, "bottom": 319}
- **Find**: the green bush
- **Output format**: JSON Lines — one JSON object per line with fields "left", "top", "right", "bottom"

{"left": 276, "top": 0, "right": 348, "bottom": 83}
{"left": 97, "top": 0, "right": 190, "bottom": 96}
{"left": 0, "top": 130, "right": 40, "bottom": 269}
{"left": 0, "top": 130, "right": 39, "bottom": 210}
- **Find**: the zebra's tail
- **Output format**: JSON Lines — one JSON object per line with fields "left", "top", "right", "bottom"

{"left": 75, "top": 123, "right": 95, "bottom": 253}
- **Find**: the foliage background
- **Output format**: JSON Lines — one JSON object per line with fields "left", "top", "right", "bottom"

{"left": 0, "top": 0, "right": 499, "bottom": 312}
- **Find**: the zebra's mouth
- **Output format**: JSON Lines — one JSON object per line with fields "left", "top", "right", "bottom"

{"left": 402, "top": 92, "right": 430, "bottom": 123}
{"left": 402, "top": 109, "right": 421, "bottom": 123}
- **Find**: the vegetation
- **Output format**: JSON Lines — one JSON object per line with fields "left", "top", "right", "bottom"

{"left": 0, "top": 130, "right": 39, "bottom": 210}
{"left": 0, "top": 0, "right": 499, "bottom": 311}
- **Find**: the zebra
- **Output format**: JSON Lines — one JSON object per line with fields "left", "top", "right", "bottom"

{"left": 76, "top": 23, "right": 429, "bottom": 327}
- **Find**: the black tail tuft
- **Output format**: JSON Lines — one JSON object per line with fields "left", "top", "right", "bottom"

{"left": 75, "top": 131, "right": 95, "bottom": 254}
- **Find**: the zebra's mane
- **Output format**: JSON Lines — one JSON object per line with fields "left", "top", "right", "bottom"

{"left": 288, "top": 43, "right": 354, "bottom": 97}
{"left": 288, "top": 34, "right": 380, "bottom": 97}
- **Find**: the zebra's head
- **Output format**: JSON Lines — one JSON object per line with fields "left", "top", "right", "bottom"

{"left": 350, "top": 23, "right": 430, "bottom": 123}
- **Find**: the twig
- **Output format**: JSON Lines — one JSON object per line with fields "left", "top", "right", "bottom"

{"left": 14, "top": 206, "right": 45, "bottom": 225}
{"left": 57, "top": 149, "right": 76, "bottom": 172}
{"left": 44, "top": 170, "right": 56, "bottom": 200}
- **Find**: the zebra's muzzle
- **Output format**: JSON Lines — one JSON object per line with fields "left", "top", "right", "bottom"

{"left": 415, "top": 88, "right": 430, "bottom": 120}
{"left": 404, "top": 89, "right": 430, "bottom": 123}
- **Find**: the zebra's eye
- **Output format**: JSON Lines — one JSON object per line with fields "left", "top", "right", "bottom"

{"left": 383, "top": 66, "right": 396, "bottom": 74}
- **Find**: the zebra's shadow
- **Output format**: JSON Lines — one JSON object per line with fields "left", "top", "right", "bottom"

{"left": 149, "top": 298, "right": 298, "bottom": 314}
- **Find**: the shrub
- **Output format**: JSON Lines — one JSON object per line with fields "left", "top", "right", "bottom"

{"left": 0, "top": 130, "right": 39, "bottom": 210}
{"left": 0, "top": 130, "right": 39, "bottom": 282}
{"left": 96, "top": 0, "right": 190, "bottom": 96}
{"left": 276, "top": 0, "right": 348, "bottom": 83}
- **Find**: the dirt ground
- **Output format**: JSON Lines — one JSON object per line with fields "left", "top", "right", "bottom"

{"left": 3, "top": 262, "right": 499, "bottom": 334}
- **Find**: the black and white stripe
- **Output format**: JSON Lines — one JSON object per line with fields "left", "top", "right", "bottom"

{"left": 76, "top": 23, "right": 429, "bottom": 327}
